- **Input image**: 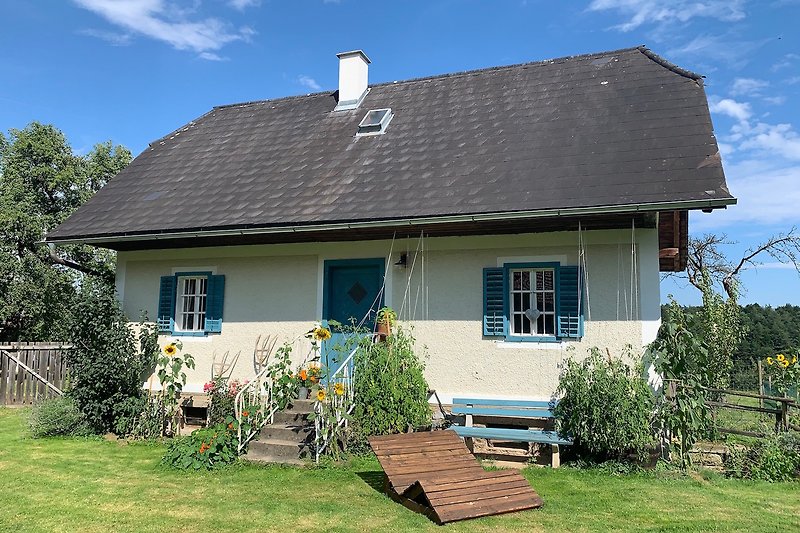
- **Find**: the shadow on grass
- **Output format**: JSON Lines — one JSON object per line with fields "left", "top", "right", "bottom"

{"left": 356, "top": 470, "right": 386, "bottom": 494}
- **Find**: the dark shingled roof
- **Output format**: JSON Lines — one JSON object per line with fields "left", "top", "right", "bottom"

{"left": 48, "top": 46, "right": 734, "bottom": 244}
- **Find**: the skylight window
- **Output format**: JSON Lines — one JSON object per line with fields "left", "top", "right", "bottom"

{"left": 357, "top": 108, "right": 393, "bottom": 135}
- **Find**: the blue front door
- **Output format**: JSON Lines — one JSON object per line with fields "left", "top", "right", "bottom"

{"left": 322, "top": 258, "right": 385, "bottom": 377}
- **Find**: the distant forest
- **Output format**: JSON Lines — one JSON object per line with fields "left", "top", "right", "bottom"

{"left": 667, "top": 304, "right": 800, "bottom": 391}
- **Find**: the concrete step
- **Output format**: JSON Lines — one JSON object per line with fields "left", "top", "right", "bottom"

{"left": 243, "top": 448, "right": 306, "bottom": 467}
{"left": 272, "top": 408, "right": 314, "bottom": 425}
{"left": 260, "top": 423, "right": 313, "bottom": 442}
{"left": 247, "top": 438, "right": 311, "bottom": 461}
{"left": 286, "top": 398, "right": 315, "bottom": 413}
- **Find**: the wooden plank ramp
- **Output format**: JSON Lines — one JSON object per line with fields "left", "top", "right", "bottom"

{"left": 369, "top": 430, "right": 543, "bottom": 524}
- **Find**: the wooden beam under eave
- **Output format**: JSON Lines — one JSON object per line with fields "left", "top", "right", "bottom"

{"left": 658, "top": 210, "right": 688, "bottom": 272}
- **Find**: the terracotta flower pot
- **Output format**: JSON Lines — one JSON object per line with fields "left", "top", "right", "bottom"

{"left": 375, "top": 320, "right": 391, "bottom": 341}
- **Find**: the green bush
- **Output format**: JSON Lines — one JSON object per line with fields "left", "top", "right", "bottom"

{"left": 28, "top": 396, "right": 90, "bottom": 438}
{"left": 554, "top": 348, "right": 655, "bottom": 461}
{"left": 65, "top": 279, "right": 159, "bottom": 434}
{"left": 161, "top": 422, "right": 239, "bottom": 470}
{"left": 726, "top": 433, "right": 800, "bottom": 482}
{"left": 205, "top": 377, "right": 238, "bottom": 426}
{"left": 352, "top": 326, "right": 431, "bottom": 437}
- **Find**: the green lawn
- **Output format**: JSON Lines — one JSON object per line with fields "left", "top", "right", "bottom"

{"left": 1, "top": 408, "right": 798, "bottom": 533}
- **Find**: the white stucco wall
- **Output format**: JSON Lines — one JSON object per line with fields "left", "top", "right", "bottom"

{"left": 117, "top": 228, "right": 661, "bottom": 401}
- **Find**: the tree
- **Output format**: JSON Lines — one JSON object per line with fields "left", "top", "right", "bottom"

{"left": 0, "top": 122, "right": 131, "bottom": 341}
{"left": 684, "top": 230, "right": 800, "bottom": 300}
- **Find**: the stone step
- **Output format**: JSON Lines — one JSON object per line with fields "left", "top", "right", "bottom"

{"left": 287, "top": 398, "right": 315, "bottom": 413}
{"left": 243, "top": 448, "right": 306, "bottom": 467}
{"left": 272, "top": 409, "right": 312, "bottom": 425}
{"left": 260, "top": 423, "right": 313, "bottom": 442}
{"left": 247, "top": 438, "right": 311, "bottom": 461}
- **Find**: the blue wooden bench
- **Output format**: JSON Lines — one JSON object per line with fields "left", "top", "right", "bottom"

{"left": 451, "top": 397, "right": 572, "bottom": 468}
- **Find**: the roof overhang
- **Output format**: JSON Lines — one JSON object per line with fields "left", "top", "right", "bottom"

{"left": 47, "top": 197, "right": 735, "bottom": 248}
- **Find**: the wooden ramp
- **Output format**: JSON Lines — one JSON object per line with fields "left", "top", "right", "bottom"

{"left": 369, "top": 430, "right": 543, "bottom": 524}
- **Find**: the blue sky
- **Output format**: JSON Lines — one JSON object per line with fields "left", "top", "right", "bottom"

{"left": 2, "top": 1, "right": 799, "bottom": 306}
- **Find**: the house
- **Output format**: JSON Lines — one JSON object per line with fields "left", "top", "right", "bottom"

{"left": 47, "top": 47, "right": 734, "bottom": 403}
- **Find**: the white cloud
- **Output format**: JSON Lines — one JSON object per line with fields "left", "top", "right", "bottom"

{"left": 666, "top": 34, "right": 766, "bottom": 69}
{"left": 710, "top": 97, "right": 752, "bottom": 122}
{"left": 73, "top": 0, "right": 254, "bottom": 58}
{"left": 739, "top": 123, "right": 800, "bottom": 161}
{"left": 297, "top": 75, "right": 322, "bottom": 91}
{"left": 228, "top": 0, "right": 260, "bottom": 10}
{"left": 763, "top": 96, "right": 786, "bottom": 105}
{"left": 199, "top": 52, "right": 227, "bottom": 61}
{"left": 691, "top": 159, "right": 800, "bottom": 230}
{"left": 771, "top": 52, "right": 799, "bottom": 72}
{"left": 78, "top": 28, "right": 132, "bottom": 46}
{"left": 587, "top": 0, "right": 746, "bottom": 32}
{"left": 730, "top": 77, "right": 768, "bottom": 96}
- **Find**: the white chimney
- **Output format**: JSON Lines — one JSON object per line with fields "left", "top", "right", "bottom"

{"left": 334, "top": 50, "right": 371, "bottom": 111}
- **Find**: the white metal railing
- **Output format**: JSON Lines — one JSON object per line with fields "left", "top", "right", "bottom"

{"left": 314, "top": 342, "right": 360, "bottom": 462}
{"left": 234, "top": 365, "right": 278, "bottom": 454}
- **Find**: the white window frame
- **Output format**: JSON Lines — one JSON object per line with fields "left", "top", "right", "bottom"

{"left": 509, "top": 267, "right": 556, "bottom": 337}
{"left": 174, "top": 275, "right": 208, "bottom": 333}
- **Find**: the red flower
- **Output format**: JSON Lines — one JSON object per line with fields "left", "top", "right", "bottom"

{"left": 203, "top": 382, "right": 214, "bottom": 393}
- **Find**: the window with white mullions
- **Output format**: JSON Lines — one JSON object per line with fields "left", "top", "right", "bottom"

{"left": 176, "top": 276, "right": 207, "bottom": 332}
{"left": 509, "top": 269, "right": 556, "bottom": 336}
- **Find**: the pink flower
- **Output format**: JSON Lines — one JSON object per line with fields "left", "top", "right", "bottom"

{"left": 203, "top": 382, "right": 214, "bottom": 393}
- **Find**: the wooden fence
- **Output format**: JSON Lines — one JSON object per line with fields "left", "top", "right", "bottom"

{"left": 0, "top": 343, "right": 69, "bottom": 406}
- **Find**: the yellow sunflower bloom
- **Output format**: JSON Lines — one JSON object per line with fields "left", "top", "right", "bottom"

{"left": 767, "top": 357, "right": 774, "bottom": 365}
{"left": 792, "top": 356, "right": 798, "bottom": 364}
{"left": 317, "top": 389, "right": 326, "bottom": 402}
{"left": 163, "top": 344, "right": 177, "bottom": 356}
{"left": 313, "top": 327, "right": 332, "bottom": 342}
{"left": 781, "top": 359, "right": 790, "bottom": 368}
{"left": 777, "top": 354, "right": 786, "bottom": 362}
{"left": 334, "top": 383, "right": 345, "bottom": 396}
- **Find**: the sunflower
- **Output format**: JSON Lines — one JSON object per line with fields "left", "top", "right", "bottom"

{"left": 163, "top": 344, "right": 177, "bottom": 357}
{"left": 299, "top": 369, "right": 308, "bottom": 381}
{"left": 317, "top": 389, "right": 326, "bottom": 402}
{"left": 313, "top": 327, "right": 332, "bottom": 342}
{"left": 781, "top": 359, "right": 790, "bottom": 368}
{"left": 767, "top": 357, "right": 774, "bottom": 366}
{"left": 334, "top": 383, "right": 345, "bottom": 396}
{"left": 777, "top": 354, "right": 786, "bottom": 362}
{"left": 792, "top": 356, "right": 798, "bottom": 364}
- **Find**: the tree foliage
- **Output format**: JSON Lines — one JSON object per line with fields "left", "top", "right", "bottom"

{"left": 0, "top": 122, "right": 130, "bottom": 341}
{"left": 554, "top": 347, "right": 655, "bottom": 462}
{"left": 65, "top": 279, "right": 159, "bottom": 434}
{"left": 352, "top": 327, "right": 431, "bottom": 437}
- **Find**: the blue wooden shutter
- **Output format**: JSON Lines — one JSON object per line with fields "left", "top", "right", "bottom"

{"left": 157, "top": 275, "right": 176, "bottom": 333}
{"left": 557, "top": 266, "right": 583, "bottom": 338}
{"left": 483, "top": 267, "right": 506, "bottom": 336}
{"left": 204, "top": 275, "right": 225, "bottom": 333}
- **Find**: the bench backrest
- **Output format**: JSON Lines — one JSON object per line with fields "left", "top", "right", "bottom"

{"left": 452, "top": 397, "right": 557, "bottom": 419}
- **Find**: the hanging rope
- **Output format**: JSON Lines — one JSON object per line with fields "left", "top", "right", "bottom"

{"left": 578, "top": 221, "right": 591, "bottom": 321}
{"left": 631, "top": 218, "right": 639, "bottom": 321}
{"left": 399, "top": 231, "right": 424, "bottom": 320}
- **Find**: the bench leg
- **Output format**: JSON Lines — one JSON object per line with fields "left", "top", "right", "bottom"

{"left": 465, "top": 436, "right": 474, "bottom": 454}
{"left": 551, "top": 444, "right": 560, "bottom": 469}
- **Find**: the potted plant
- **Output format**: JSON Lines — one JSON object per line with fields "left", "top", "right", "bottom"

{"left": 375, "top": 307, "right": 397, "bottom": 340}
{"left": 296, "top": 365, "right": 322, "bottom": 399}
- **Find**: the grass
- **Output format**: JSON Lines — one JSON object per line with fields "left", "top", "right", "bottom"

{"left": 1, "top": 407, "right": 799, "bottom": 533}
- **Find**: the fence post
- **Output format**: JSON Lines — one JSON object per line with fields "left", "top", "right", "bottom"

{"left": 757, "top": 359, "right": 764, "bottom": 409}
